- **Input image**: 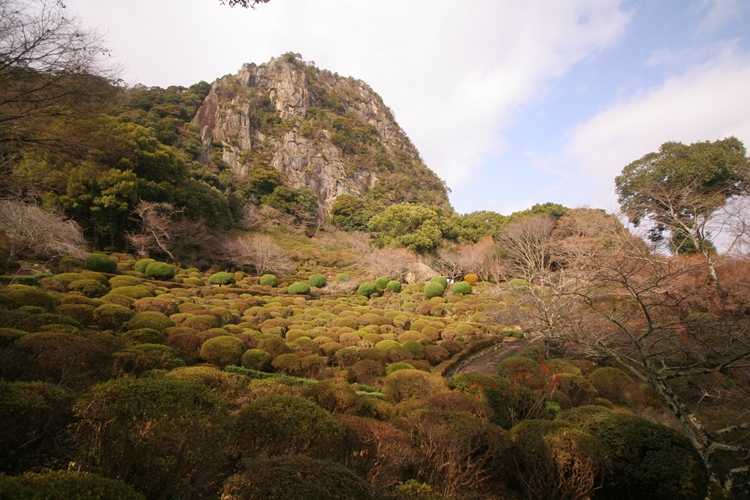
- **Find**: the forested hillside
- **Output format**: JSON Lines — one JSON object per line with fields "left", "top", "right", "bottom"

{"left": 1, "top": 1, "right": 750, "bottom": 498}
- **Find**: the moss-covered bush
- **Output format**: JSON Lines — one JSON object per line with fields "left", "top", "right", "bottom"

{"left": 66, "top": 279, "right": 107, "bottom": 298}
{"left": 83, "top": 253, "right": 117, "bottom": 274}
{"left": 385, "top": 280, "right": 402, "bottom": 292}
{"left": 357, "top": 282, "right": 378, "bottom": 298}
{"left": 200, "top": 335, "right": 247, "bottom": 368}
{"left": 4, "top": 287, "right": 57, "bottom": 312}
{"left": 124, "top": 311, "right": 175, "bottom": 333}
{"left": 144, "top": 261, "right": 175, "bottom": 280}
{"left": 133, "top": 297, "right": 178, "bottom": 316}
{"left": 288, "top": 282, "right": 311, "bottom": 294}
{"left": 382, "top": 369, "right": 449, "bottom": 404}
{"left": 242, "top": 348, "right": 273, "bottom": 371}
{"left": 452, "top": 281, "right": 472, "bottom": 295}
{"left": 108, "top": 285, "right": 153, "bottom": 300}
{"left": 93, "top": 304, "right": 135, "bottom": 331}
{"left": 259, "top": 274, "right": 279, "bottom": 287}
{"left": 120, "top": 328, "right": 165, "bottom": 346}
{"left": 424, "top": 281, "right": 445, "bottom": 299}
{"left": 181, "top": 314, "right": 220, "bottom": 331}
{"left": 374, "top": 276, "right": 390, "bottom": 290}
{"left": 430, "top": 275, "right": 448, "bottom": 288}
{"left": 208, "top": 271, "right": 236, "bottom": 286}
{"left": 335, "top": 273, "right": 350, "bottom": 282}
{"left": 134, "top": 258, "right": 155, "bottom": 274}
{"left": 112, "top": 344, "right": 184, "bottom": 375}
{"left": 587, "top": 367, "right": 635, "bottom": 405}
{"left": 309, "top": 274, "right": 327, "bottom": 288}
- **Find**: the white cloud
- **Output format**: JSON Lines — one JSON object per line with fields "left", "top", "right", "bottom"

{"left": 564, "top": 46, "right": 750, "bottom": 210}
{"left": 697, "top": 0, "right": 748, "bottom": 33}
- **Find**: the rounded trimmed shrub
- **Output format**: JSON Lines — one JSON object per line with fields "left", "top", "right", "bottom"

{"left": 288, "top": 282, "right": 311, "bottom": 294}
{"left": 93, "top": 304, "right": 135, "bottom": 331}
{"left": 374, "top": 276, "right": 390, "bottom": 290}
{"left": 208, "top": 272, "right": 236, "bottom": 286}
{"left": 241, "top": 348, "right": 273, "bottom": 371}
{"left": 385, "top": 280, "right": 402, "bottom": 292}
{"left": 144, "top": 262, "right": 175, "bottom": 280}
{"left": 463, "top": 273, "right": 479, "bottom": 284}
{"left": 259, "top": 274, "right": 279, "bottom": 287}
{"left": 200, "top": 335, "right": 247, "bottom": 368}
{"left": 67, "top": 279, "right": 109, "bottom": 298}
{"left": 108, "top": 285, "right": 153, "bottom": 300}
{"left": 309, "top": 274, "right": 327, "bottom": 288}
{"left": 335, "top": 273, "right": 350, "bottom": 282}
{"left": 424, "top": 282, "right": 445, "bottom": 299}
{"left": 83, "top": 254, "right": 117, "bottom": 274}
{"left": 430, "top": 275, "right": 448, "bottom": 288}
{"left": 357, "top": 282, "right": 378, "bottom": 298}
{"left": 134, "top": 258, "right": 156, "bottom": 274}
{"left": 452, "top": 281, "right": 472, "bottom": 295}
{"left": 120, "top": 328, "right": 165, "bottom": 346}
{"left": 5, "top": 287, "right": 57, "bottom": 312}
{"left": 124, "top": 312, "right": 175, "bottom": 333}
{"left": 508, "top": 278, "right": 530, "bottom": 292}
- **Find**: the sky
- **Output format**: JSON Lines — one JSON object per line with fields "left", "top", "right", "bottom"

{"left": 65, "top": 0, "right": 750, "bottom": 216}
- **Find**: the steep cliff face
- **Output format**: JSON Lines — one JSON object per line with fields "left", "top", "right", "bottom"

{"left": 192, "top": 53, "right": 450, "bottom": 212}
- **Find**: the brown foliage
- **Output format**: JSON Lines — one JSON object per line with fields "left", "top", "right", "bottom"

{"left": 222, "top": 233, "right": 295, "bottom": 276}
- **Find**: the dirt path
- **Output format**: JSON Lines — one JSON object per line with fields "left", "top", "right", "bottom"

{"left": 456, "top": 337, "right": 542, "bottom": 375}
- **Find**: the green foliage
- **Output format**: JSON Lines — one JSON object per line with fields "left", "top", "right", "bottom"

{"left": 236, "top": 395, "right": 345, "bottom": 458}
{"left": 357, "top": 281, "right": 378, "bottom": 298}
{"left": 112, "top": 344, "right": 184, "bottom": 375}
{"left": 262, "top": 185, "right": 320, "bottom": 228}
{"left": 0, "top": 381, "right": 73, "bottom": 473}
{"left": 367, "top": 203, "right": 443, "bottom": 253}
{"left": 93, "top": 303, "right": 135, "bottom": 330}
{"left": 309, "top": 274, "right": 327, "bottom": 288}
{"left": 382, "top": 369, "right": 448, "bottom": 404}
{"left": 242, "top": 348, "right": 273, "bottom": 371}
{"left": 385, "top": 280, "right": 402, "bottom": 292}
{"left": 259, "top": 273, "right": 279, "bottom": 287}
{"left": 507, "top": 278, "right": 530, "bottom": 292}
{"left": 73, "top": 376, "right": 233, "bottom": 499}
{"left": 615, "top": 137, "right": 749, "bottom": 252}
{"left": 430, "top": 275, "right": 448, "bottom": 288}
{"left": 67, "top": 278, "right": 108, "bottom": 298}
{"left": 288, "top": 281, "right": 311, "bottom": 294}
{"left": 4, "top": 287, "right": 57, "bottom": 312}
{"left": 134, "top": 258, "right": 155, "bottom": 274}
{"left": 0, "top": 471, "right": 144, "bottom": 500}
{"left": 83, "top": 253, "right": 117, "bottom": 273}
{"left": 330, "top": 194, "right": 372, "bottom": 231}
{"left": 222, "top": 455, "right": 373, "bottom": 500}
{"left": 559, "top": 407, "right": 708, "bottom": 500}
{"left": 335, "top": 273, "right": 350, "bottom": 282}
{"left": 587, "top": 367, "right": 635, "bottom": 405}
{"left": 452, "top": 280, "right": 472, "bottom": 295}
{"left": 119, "top": 328, "right": 165, "bottom": 346}
{"left": 200, "top": 335, "right": 247, "bottom": 368}
{"left": 208, "top": 271, "right": 236, "bottom": 286}
{"left": 123, "top": 311, "right": 175, "bottom": 332}
{"left": 144, "top": 261, "right": 175, "bottom": 280}
{"left": 374, "top": 276, "right": 390, "bottom": 290}
{"left": 424, "top": 282, "right": 445, "bottom": 299}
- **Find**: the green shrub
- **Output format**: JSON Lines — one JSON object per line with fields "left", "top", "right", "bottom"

{"left": 559, "top": 407, "right": 708, "bottom": 500}
{"left": 208, "top": 272, "right": 236, "bottom": 286}
{"left": 112, "top": 344, "right": 184, "bottom": 376}
{"left": 242, "top": 348, "right": 273, "bottom": 371}
{"left": 0, "top": 381, "right": 73, "bottom": 474}
{"left": 4, "top": 287, "right": 57, "bottom": 312}
{"left": 144, "top": 262, "right": 175, "bottom": 280}
{"left": 0, "top": 470, "right": 144, "bottom": 500}
{"left": 73, "top": 377, "right": 233, "bottom": 499}
{"left": 357, "top": 282, "right": 378, "bottom": 298}
{"left": 507, "top": 278, "right": 530, "bottom": 292}
{"left": 93, "top": 304, "right": 135, "bottom": 331}
{"left": 587, "top": 367, "right": 635, "bottom": 404}
{"left": 385, "top": 361, "right": 415, "bottom": 375}
{"left": 385, "top": 280, "right": 402, "bottom": 292}
{"left": 452, "top": 281, "right": 472, "bottom": 295}
{"left": 288, "top": 282, "right": 311, "bottom": 294}
{"left": 423, "top": 282, "right": 445, "bottom": 299}
{"left": 124, "top": 311, "right": 175, "bottom": 332}
{"left": 67, "top": 279, "right": 108, "bottom": 298}
{"left": 108, "top": 275, "right": 143, "bottom": 288}
{"left": 108, "top": 285, "right": 153, "bottom": 300}
{"left": 236, "top": 395, "right": 345, "bottom": 459}
{"left": 181, "top": 314, "right": 220, "bottom": 331}
{"left": 200, "top": 336, "right": 247, "bottom": 368}
{"left": 84, "top": 253, "right": 117, "bottom": 274}
{"left": 120, "top": 328, "right": 165, "bottom": 346}
{"left": 259, "top": 274, "right": 279, "bottom": 287}
{"left": 222, "top": 456, "right": 372, "bottom": 500}
{"left": 39, "top": 272, "right": 85, "bottom": 291}
{"left": 134, "top": 258, "right": 156, "bottom": 274}
{"left": 382, "top": 369, "right": 449, "bottom": 404}
{"left": 335, "top": 273, "right": 350, "bottom": 282}
{"left": 182, "top": 277, "right": 204, "bottom": 286}
{"left": 430, "top": 275, "right": 448, "bottom": 288}
{"left": 309, "top": 274, "right": 327, "bottom": 288}
{"left": 374, "top": 276, "right": 390, "bottom": 290}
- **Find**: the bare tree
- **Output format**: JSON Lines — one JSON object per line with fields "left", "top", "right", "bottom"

{"left": 360, "top": 247, "right": 424, "bottom": 282}
{"left": 496, "top": 215, "right": 556, "bottom": 283}
{"left": 0, "top": 0, "right": 115, "bottom": 146}
{"left": 223, "top": 233, "right": 295, "bottom": 276}
{"left": 126, "top": 201, "right": 211, "bottom": 261}
{"left": 0, "top": 199, "right": 87, "bottom": 262}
